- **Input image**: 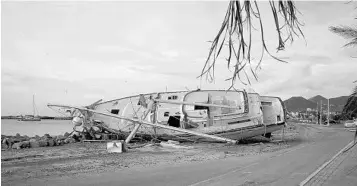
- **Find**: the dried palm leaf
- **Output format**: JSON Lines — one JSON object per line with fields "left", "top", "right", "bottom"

{"left": 199, "top": 0, "right": 304, "bottom": 88}
{"left": 329, "top": 25, "right": 357, "bottom": 47}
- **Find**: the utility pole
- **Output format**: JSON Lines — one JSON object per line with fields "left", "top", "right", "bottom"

{"left": 327, "top": 98, "right": 330, "bottom": 126}
{"left": 320, "top": 100, "right": 322, "bottom": 125}
{"left": 316, "top": 102, "right": 319, "bottom": 124}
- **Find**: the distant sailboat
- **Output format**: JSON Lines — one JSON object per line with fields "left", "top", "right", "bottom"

{"left": 19, "top": 95, "right": 41, "bottom": 121}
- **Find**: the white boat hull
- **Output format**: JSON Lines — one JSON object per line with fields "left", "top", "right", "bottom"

{"left": 88, "top": 90, "right": 286, "bottom": 140}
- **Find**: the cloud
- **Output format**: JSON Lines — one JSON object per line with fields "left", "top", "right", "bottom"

{"left": 2, "top": 1, "right": 357, "bottom": 116}
{"left": 96, "top": 45, "right": 135, "bottom": 53}
{"left": 285, "top": 54, "right": 333, "bottom": 65}
{"left": 253, "top": 57, "right": 357, "bottom": 99}
{"left": 161, "top": 50, "right": 179, "bottom": 59}
{"left": 1, "top": 73, "right": 107, "bottom": 115}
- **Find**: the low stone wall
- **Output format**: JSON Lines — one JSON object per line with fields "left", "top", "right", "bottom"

{"left": 1, "top": 132, "right": 78, "bottom": 150}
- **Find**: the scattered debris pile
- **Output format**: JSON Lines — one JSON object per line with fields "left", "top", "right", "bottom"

{"left": 72, "top": 120, "right": 157, "bottom": 142}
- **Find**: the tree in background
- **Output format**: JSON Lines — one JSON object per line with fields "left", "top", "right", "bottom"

{"left": 329, "top": 7, "right": 357, "bottom": 120}
{"left": 333, "top": 113, "right": 342, "bottom": 121}
{"left": 341, "top": 85, "right": 357, "bottom": 119}
{"left": 330, "top": 26, "right": 357, "bottom": 48}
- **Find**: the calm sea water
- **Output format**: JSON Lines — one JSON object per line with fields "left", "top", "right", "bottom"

{"left": 1, "top": 119, "right": 73, "bottom": 137}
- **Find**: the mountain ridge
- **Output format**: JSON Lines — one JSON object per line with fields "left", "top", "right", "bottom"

{"left": 283, "top": 95, "right": 349, "bottom": 112}
{"left": 308, "top": 95, "right": 327, "bottom": 103}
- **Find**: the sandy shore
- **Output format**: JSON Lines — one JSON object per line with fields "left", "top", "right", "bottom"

{"left": 2, "top": 123, "right": 315, "bottom": 184}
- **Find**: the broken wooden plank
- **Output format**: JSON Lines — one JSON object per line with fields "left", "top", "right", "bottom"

{"left": 160, "top": 141, "right": 193, "bottom": 149}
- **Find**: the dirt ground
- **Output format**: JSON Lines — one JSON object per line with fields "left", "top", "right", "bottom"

{"left": 1, "top": 123, "right": 324, "bottom": 184}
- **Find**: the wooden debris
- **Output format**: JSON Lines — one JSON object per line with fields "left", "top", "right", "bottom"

{"left": 160, "top": 142, "right": 192, "bottom": 149}
{"left": 47, "top": 104, "right": 238, "bottom": 144}
{"left": 167, "top": 140, "right": 180, "bottom": 145}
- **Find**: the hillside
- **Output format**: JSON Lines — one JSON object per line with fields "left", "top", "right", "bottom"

{"left": 284, "top": 95, "right": 349, "bottom": 112}
{"left": 329, "top": 96, "right": 349, "bottom": 106}
{"left": 329, "top": 96, "right": 349, "bottom": 112}
{"left": 283, "top": 96, "right": 316, "bottom": 112}
{"left": 308, "top": 95, "right": 327, "bottom": 103}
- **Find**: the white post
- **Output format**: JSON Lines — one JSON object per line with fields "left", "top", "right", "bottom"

{"left": 316, "top": 102, "right": 318, "bottom": 124}
{"left": 320, "top": 100, "right": 322, "bottom": 125}
{"left": 327, "top": 98, "right": 330, "bottom": 126}
{"left": 281, "top": 125, "right": 285, "bottom": 141}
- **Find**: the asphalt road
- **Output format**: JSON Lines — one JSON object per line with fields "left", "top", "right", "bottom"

{"left": 19, "top": 125, "right": 354, "bottom": 186}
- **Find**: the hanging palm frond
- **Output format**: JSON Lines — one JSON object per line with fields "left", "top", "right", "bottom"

{"left": 199, "top": 0, "right": 304, "bottom": 88}
{"left": 329, "top": 15, "right": 357, "bottom": 119}
{"left": 329, "top": 25, "right": 357, "bottom": 47}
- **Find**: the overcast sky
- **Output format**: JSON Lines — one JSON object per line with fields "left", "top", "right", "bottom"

{"left": 2, "top": 1, "right": 357, "bottom": 116}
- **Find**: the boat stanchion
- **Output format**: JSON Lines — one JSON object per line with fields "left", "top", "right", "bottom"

{"left": 281, "top": 125, "right": 285, "bottom": 142}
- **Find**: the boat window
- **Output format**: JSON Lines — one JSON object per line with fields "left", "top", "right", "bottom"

{"left": 111, "top": 109, "right": 120, "bottom": 115}
{"left": 194, "top": 105, "right": 209, "bottom": 110}
{"left": 168, "top": 116, "right": 180, "bottom": 128}
{"left": 183, "top": 91, "right": 246, "bottom": 118}
{"left": 168, "top": 95, "right": 178, "bottom": 100}
{"left": 261, "top": 102, "right": 272, "bottom": 106}
{"left": 164, "top": 112, "right": 170, "bottom": 117}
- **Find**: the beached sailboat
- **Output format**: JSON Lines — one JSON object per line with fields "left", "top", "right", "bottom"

{"left": 48, "top": 89, "right": 286, "bottom": 143}
{"left": 19, "top": 95, "right": 41, "bottom": 121}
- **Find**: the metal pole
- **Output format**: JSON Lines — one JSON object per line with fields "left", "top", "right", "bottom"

{"left": 33, "top": 95, "right": 35, "bottom": 116}
{"left": 125, "top": 101, "right": 154, "bottom": 144}
{"left": 316, "top": 102, "right": 318, "bottom": 124}
{"left": 320, "top": 100, "right": 322, "bottom": 125}
{"left": 327, "top": 98, "right": 330, "bottom": 126}
{"left": 281, "top": 125, "right": 285, "bottom": 141}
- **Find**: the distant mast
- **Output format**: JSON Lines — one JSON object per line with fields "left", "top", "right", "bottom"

{"left": 18, "top": 94, "right": 41, "bottom": 121}
{"left": 33, "top": 95, "right": 35, "bottom": 116}
{"left": 32, "top": 94, "right": 39, "bottom": 117}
